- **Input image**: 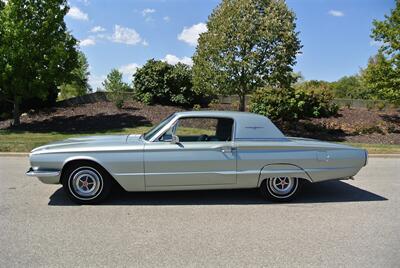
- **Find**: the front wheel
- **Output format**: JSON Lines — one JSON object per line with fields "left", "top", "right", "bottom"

{"left": 61, "top": 163, "right": 112, "bottom": 204}
{"left": 260, "top": 177, "right": 301, "bottom": 202}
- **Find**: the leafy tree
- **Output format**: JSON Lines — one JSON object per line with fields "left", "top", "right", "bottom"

{"left": 0, "top": 0, "right": 78, "bottom": 125}
{"left": 102, "top": 69, "right": 130, "bottom": 92}
{"left": 362, "top": 0, "right": 400, "bottom": 103}
{"left": 133, "top": 59, "right": 208, "bottom": 107}
{"left": 372, "top": 0, "right": 400, "bottom": 66}
{"left": 193, "top": 0, "right": 301, "bottom": 111}
{"left": 59, "top": 51, "right": 92, "bottom": 100}
{"left": 330, "top": 75, "right": 364, "bottom": 99}
{"left": 361, "top": 52, "right": 399, "bottom": 103}
{"left": 103, "top": 69, "right": 131, "bottom": 109}
{"left": 165, "top": 63, "right": 203, "bottom": 106}
{"left": 133, "top": 60, "right": 171, "bottom": 104}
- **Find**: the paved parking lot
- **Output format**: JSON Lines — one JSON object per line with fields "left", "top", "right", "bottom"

{"left": 0, "top": 156, "right": 399, "bottom": 267}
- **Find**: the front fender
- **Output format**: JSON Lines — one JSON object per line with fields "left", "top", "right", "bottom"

{"left": 257, "top": 163, "right": 313, "bottom": 187}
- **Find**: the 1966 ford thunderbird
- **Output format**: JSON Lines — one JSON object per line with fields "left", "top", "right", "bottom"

{"left": 27, "top": 111, "right": 368, "bottom": 204}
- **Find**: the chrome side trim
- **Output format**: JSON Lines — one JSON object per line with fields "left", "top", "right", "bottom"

{"left": 114, "top": 170, "right": 240, "bottom": 176}
{"left": 26, "top": 169, "right": 60, "bottom": 177}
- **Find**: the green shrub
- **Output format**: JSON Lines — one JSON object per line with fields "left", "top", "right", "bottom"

{"left": 115, "top": 99, "right": 124, "bottom": 109}
{"left": 376, "top": 101, "right": 386, "bottom": 111}
{"left": 249, "top": 87, "right": 338, "bottom": 121}
{"left": 108, "top": 91, "right": 125, "bottom": 109}
{"left": 356, "top": 125, "right": 384, "bottom": 135}
{"left": 133, "top": 60, "right": 212, "bottom": 107}
{"left": 366, "top": 102, "right": 374, "bottom": 111}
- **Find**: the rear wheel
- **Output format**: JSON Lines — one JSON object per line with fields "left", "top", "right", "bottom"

{"left": 260, "top": 177, "right": 301, "bottom": 202}
{"left": 61, "top": 163, "right": 112, "bottom": 204}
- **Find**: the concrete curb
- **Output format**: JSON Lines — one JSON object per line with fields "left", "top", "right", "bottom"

{"left": 0, "top": 152, "right": 399, "bottom": 158}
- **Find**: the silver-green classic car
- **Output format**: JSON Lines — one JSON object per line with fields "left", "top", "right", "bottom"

{"left": 27, "top": 111, "right": 368, "bottom": 204}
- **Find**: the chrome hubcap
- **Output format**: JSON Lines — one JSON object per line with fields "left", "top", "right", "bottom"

{"left": 269, "top": 177, "right": 295, "bottom": 195}
{"left": 71, "top": 169, "right": 101, "bottom": 198}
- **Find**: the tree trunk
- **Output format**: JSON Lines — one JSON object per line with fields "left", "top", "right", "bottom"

{"left": 13, "top": 101, "right": 20, "bottom": 126}
{"left": 238, "top": 94, "right": 246, "bottom": 111}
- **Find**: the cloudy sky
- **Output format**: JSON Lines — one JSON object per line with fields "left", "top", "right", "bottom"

{"left": 65, "top": 0, "right": 395, "bottom": 89}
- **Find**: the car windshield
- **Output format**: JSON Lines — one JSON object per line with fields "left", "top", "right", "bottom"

{"left": 143, "top": 113, "right": 175, "bottom": 141}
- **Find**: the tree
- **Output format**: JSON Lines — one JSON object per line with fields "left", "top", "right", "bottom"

{"left": 363, "top": 0, "right": 400, "bottom": 103}
{"left": 361, "top": 52, "right": 399, "bottom": 103}
{"left": 165, "top": 63, "right": 196, "bottom": 106}
{"left": 0, "top": 0, "right": 78, "bottom": 125}
{"left": 102, "top": 69, "right": 130, "bottom": 92}
{"left": 59, "top": 51, "right": 92, "bottom": 100}
{"left": 372, "top": 0, "right": 400, "bottom": 67}
{"left": 193, "top": 0, "right": 301, "bottom": 111}
{"left": 330, "top": 75, "right": 364, "bottom": 99}
{"left": 132, "top": 60, "right": 171, "bottom": 104}
{"left": 133, "top": 59, "right": 207, "bottom": 107}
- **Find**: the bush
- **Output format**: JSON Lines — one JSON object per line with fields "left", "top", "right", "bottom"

{"left": 115, "top": 99, "right": 124, "bottom": 109}
{"left": 249, "top": 87, "right": 338, "bottom": 121}
{"left": 107, "top": 91, "right": 126, "bottom": 109}
{"left": 133, "top": 60, "right": 212, "bottom": 107}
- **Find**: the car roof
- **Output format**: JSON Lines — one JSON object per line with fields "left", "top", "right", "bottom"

{"left": 174, "top": 111, "right": 286, "bottom": 140}
{"left": 175, "top": 110, "right": 258, "bottom": 117}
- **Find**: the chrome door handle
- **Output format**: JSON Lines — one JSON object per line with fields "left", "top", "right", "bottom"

{"left": 221, "top": 147, "right": 234, "bottom": 153}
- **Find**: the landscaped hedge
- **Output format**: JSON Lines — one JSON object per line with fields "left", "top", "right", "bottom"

{"left": 249, "top": 87, "right": 339, "bottom": 121}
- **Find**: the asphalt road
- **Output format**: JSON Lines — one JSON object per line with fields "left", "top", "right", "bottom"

{"left": 0, "top": 156, "right": 399, "bottom": 267}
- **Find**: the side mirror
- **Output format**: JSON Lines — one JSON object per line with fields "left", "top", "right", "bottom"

{"left": 171, "top": 134, "right": 180, "bottom": 144}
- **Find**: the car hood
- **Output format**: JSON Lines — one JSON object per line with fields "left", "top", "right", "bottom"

{"left": 31, "top": 134, "right": 144, "bottom": 154}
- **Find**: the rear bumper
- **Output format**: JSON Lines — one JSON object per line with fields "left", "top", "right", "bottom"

{"left": 26, "top": 168, "right": 61, "bottom": 184}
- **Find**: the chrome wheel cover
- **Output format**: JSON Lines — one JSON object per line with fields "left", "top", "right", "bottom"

{"left": 268, "top": 177, "right": 297, "bottom": 197}
{"left": 68, "top": 167, "right": 103, "bottom": 200}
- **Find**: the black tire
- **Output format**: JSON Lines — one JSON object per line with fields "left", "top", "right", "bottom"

{"left": 260, "top": 177, "right": 302, "bottom": 202}
{"left": 61, "top": 162, "right": 112, "bottom": 204}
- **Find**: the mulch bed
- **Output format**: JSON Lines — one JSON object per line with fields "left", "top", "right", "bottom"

{"left": 0, "top": 100, "right": 399, "bottom": 144}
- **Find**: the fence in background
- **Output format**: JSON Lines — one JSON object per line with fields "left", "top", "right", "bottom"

{"left": 57, "top": 91, "right": 397, "bottom": 110}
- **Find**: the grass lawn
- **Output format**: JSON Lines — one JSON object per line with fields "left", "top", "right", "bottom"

{"left": 0, "top": 128, "right": 399, "bottom": 154}
{"left": 0, "top": 127, "right": 151, "bottom": 153}
{"left": 341, "top": 142, "right": 400, "bottom": 154}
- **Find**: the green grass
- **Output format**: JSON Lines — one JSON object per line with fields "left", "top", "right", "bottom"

{"left": 0, "top": 129, "right": 399, "bottom": 154}
{"left": 0, "top": 127, "right": 151, "bottom": 153}
{"left": 0, "top": 126, "right": 214, "bottom": 153}
{"left": 340, "top": 142, "right": 400, "bottom": 154}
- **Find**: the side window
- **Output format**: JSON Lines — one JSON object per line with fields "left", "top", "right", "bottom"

{"left": 160, "top": 117, "right": 233, "bottom": 142}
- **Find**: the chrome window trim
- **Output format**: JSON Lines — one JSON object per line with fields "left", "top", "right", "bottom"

{"left": 149, "top": 114, "right": 237, "bottom": 143}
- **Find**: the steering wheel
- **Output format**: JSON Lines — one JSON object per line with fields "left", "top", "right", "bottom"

{"left": 198, "top": 134, "right": 209, "bottom": 141}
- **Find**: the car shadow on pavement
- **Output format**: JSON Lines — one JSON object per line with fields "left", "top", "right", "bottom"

{"left": 48, "top": 180, "right": 387, "bottom": 206}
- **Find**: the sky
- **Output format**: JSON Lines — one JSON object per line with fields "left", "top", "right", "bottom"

{"left": 65, "top": 0, "right": 396, "bottom": 90}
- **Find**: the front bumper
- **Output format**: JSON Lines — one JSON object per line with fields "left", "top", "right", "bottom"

{"left": 26, "top": 168, "right": 61, "bottom": 184}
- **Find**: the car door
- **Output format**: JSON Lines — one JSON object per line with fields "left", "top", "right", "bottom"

{"left": 144, "top": 117, "right": 237, "bottom": 188}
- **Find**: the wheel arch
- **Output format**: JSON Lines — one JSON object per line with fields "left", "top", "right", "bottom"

{"left": 60, "top": 156, "right": 117, "bottom": 185}
{"left": 257, "top": 163, "right": 313, "bottom": 187}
